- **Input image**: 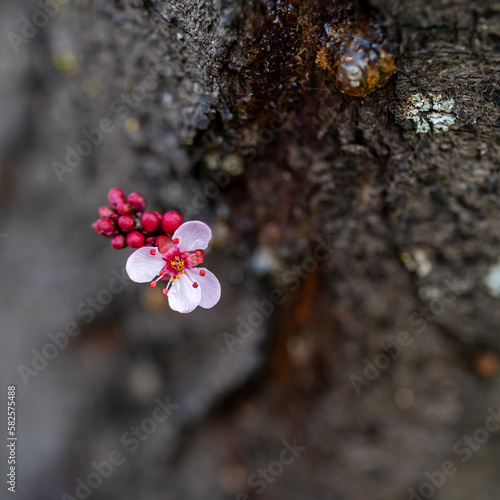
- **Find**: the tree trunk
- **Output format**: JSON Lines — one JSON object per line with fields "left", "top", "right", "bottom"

{"left": 3, "top": 0, "right": 500, "bottom": 498}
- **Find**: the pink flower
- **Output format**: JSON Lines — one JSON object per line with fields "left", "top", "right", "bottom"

{"left": 125, "top": 221, "right": 221, "bottom": 313}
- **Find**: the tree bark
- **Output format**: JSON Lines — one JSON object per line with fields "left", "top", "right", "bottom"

{"left": 3, "top": 0, "right": 500, "bottom": 498}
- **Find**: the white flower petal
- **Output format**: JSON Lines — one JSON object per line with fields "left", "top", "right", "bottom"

{"left": 126, "top": 247, "right": 164, "bottom": 283}
{"left": 187, "top": 268, "right": 221, "bottom": 309}
{"left": 168, "top": 273, "right": 202, "bottom": 313}
{"left": 173, "top": 221, "right": 212, "bottom": 252}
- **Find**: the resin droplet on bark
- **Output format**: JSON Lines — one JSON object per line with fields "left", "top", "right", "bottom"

{"left": 316, "top": 23, "right": 395, "bottom": 97}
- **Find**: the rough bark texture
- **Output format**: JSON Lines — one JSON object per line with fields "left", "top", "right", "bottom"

{"left": 2, "top": 0, "right": 500, "bottom": 499}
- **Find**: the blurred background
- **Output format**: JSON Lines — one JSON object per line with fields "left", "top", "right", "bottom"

{"left": 2, "top": 1, "right": 500, "bottom": 499}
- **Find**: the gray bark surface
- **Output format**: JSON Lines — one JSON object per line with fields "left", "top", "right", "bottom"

{"left": 2, "top": 0, "right": 500, "bottom": 499}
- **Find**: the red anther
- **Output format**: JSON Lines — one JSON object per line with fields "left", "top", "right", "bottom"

{"left": 108, "top": 188, "right": 126, "bottom": 207}
{"left": 141, "top": 212, "right": 160, "bottom": 232}
{"left": 156, "top": 236, "right": 176, "bottom": 255}
{"left": 118, "top": 215, "right": 135, "bottom": 232}
{"left": 150, "top": 281, "right": 157, "bottom": 288}
{"left": 162, "top": 211, "right": 184, "bottom": 234}
{"left": 116, "top": 202, "right": 135, "bottom": 216}
{"left": 150, "top": 249, "right": 157, "bottom": 255}
{"left": 192, "top": 282, "right": 199, "bottom": 288}
{"left": 173, "top": 238, "right": 179, "bottom": 244}
{"left": 159, "top": 269, "right": 167, "bottom": 275}
{"left": 111, "top": 234, "right": 127, "bottom": 249}
{"left": 93, "top": 218, "right": 118, "bottom": 237}
{"left": 162, "top": 288, "right": 168, "bottom": 295}
{"left": 196, "top": 257, "right": 203, "bottom": 263}
{"left": 126, "top": 231, "right": 145, "bottom": 248}
{"left": 128, "top": 192, "right": 147, "bottom": 212}
{"left": 195, "top": 250, "right": 205, "bottom": 257}
{"left": 199, "top": 270, "right": 206, "bottom": 276}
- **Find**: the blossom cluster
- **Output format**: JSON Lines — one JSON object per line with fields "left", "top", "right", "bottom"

{"left": 93, "top": 187, "right": 221, "bottom": 313}
{"left": 92, "top": 187, "right": 184, "bottom": 250}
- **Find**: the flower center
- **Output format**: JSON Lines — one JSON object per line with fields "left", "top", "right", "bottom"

{"left": 149, "top": 240, "right": 206, "bottom": 294}
{"left": 162, "top": 249, "right": 194, "bottom": 277}
{"left": 169, "top": 255, "right": 185, "bottom": 273}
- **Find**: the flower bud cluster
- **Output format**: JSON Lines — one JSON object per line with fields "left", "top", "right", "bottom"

{"left": 92, "top": 187, "right": 184, "bottom": 250}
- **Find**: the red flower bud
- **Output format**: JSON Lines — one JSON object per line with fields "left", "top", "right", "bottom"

{"left": 116, "top": 202, "right": 135, "bottom": 216}
{"left": 108, "top": 187, "right": 126, "bottom": 207}
{"left": 118, "top": 215, "right": 136, "bottom": 232}
{"left": 128, "top": 192, "right": 147, "bottom": 212}
{"left": 126, "top": 231, "right": 145, "bottom": 248}
{"left": 111, "top": 234, "right": 127, "bottom": 249}
{"left": 154, "top": 211, "right": 163, "bottom": 222}
{"left": 161, "top": 211, "right": 183, "bottom": 234}
{"left": 141, "top": 212, "right": 160, "bottom": 232}
{"left": 93, "top": 218, "right": 118, "bottom": 237}
{"left": 98, "top": 205, "right": 118, "bottom": 219}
